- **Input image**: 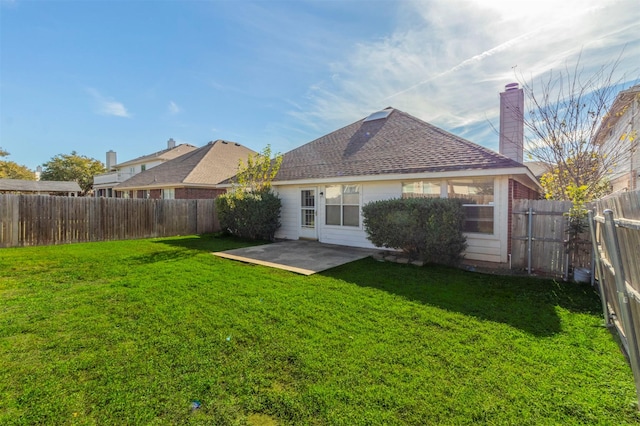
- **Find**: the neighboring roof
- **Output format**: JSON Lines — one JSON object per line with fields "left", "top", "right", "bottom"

{"left": 115, "top": 140, "right": 256, "bottom": 190}
{"left": 0, "top": 179, "right": 81, "bottom": 193}
{"left": 274, "top": 108, "right": 526, "bottom": 182}
{"left": 524, "top": 161, "right": 552, "bottom": 177}
{"left": 114, "top": 143, "right": 198, "bottom": 169}
{"left": 594, "top": 84, "right": 640, "bottom": 145}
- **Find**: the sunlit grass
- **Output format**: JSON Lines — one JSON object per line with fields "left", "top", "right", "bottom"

{"left": 0, "top": 234, "right": 638, "bottom": 425}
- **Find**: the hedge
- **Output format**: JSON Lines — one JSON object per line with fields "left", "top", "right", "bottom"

{"left": 215, "top": 189, "right": 281, "bottom": 241}
{"left": 362, "top": 197, "right": 467, "bottom": 266}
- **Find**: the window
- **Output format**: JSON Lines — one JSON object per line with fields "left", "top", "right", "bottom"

{"left": 402, "top": 181, "right": 441, "bottom": 198}
{"left": 401, "top": 178, "right": 495, "bottom": 234}
{"left": 162, "top": 188, "right": 175, "bottom": 199}
{"left": 447, "top": 178, "right": 494, "bottom": 234}
{"left": 141, "top": 164, "right": 146, "bottom": 172}
{"left": 326, "top": 184, "right": 360, "bottom": 227}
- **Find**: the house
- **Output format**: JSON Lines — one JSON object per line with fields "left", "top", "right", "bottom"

{"left": 593, "top": 84, "right": 640, "bottom": 192}
{"left": 524, "top": 161, "right": 552, "bottom": 179}
{"left": 114, "top": 140, "right": 256, "bottom": 199}
{"left": 270, "top": 84, "right": 541, "bottom": 265}
{"left": 0, "top": 178, "right": 81, "bottom": 196}
{"left": 93, "top": 138, "right": 197, "bottom": 197}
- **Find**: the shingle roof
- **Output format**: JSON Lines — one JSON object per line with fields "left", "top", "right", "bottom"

{"left": 0, "top": 179, "right": 82, "bottom": 193}
{"left": 274, "top": 108, "right": 524, "bottom": 182}
{"left": 114, "top": 143, "right": 198, "bottom": 168}
{"left": 115, "top": 140, "right": 256, "bottom": 190}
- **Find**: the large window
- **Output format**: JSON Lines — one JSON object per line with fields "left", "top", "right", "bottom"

{"left": 401, "top": 178, "right": 495, "bottom": 234}
{"left": 402, "top": 181, "right": 441, "bottom": 198}
{"left": 326, "top": 184, "right": 360, "bottom": 227}
{"left": 447, "top": 178, "right": 494, "bottom": 234}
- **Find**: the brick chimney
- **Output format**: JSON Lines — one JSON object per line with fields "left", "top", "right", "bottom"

{"left": 499, "top": 83, "right": 524, "bottom": 163}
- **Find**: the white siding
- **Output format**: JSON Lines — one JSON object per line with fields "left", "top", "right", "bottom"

{"left": 273, "top": 176, "right": 511, "bottom": 263}
{"left": 274, "top": 186, "right": 300, "bottom": 241}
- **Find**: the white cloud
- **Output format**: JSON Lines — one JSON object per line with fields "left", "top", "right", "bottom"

{"left": 168, "top": 101, "right": 181, "bottom": 115}
{"left": 86, "top": 88, "right": 130, "bottom": 118}
{"left": 289, "top": 0, "right": 640, "bottom": 147}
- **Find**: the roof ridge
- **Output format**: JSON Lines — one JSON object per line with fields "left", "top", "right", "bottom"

{"left": 395, "top": 109, "right": 520, "bottom": 163}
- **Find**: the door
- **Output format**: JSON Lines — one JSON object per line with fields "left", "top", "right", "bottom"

{"left": 299, "top": 188, "right": 318, "bottom": 240}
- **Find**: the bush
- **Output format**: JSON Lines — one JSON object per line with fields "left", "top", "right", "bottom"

{"left": 362, "top": 197, "right": 467, "bottom": 266}
{"left": 215, "top": 189, "right": 281, "bottom": 241}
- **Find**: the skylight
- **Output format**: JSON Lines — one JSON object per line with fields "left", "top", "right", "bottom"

{"left": 363, "top": 109, "right": 392, "bottom": 122}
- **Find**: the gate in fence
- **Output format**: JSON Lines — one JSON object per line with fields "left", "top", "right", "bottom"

{"left": 511, "top": 199, "right": 592, "bottom": 279}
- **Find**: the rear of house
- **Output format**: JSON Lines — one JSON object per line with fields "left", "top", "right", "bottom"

{"left": 271, "top": 85, "right": 540, "bottom": 265}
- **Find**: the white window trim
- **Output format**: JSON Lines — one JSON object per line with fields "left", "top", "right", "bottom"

{"left": 324, "top": 184, "right": 362, "bottom": 228}
{"left": 401, "top": 179, "right": 496, "bottom": 236}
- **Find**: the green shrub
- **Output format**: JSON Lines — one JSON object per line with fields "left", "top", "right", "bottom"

{"left": 362, "top": 197, "right": 467, "bottom": 266}
{"left": 215, "top": 189, "right": 281, "bottom": 241}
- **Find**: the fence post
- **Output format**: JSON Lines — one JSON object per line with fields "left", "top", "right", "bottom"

{"left": 603, "top": 209, "right": 640, "bottom": 407}
{"left": 587, "top": 210, "right": 610, "bottom": 326}
{"left": 527, "top": 207, "right": 533, "bottom": 275}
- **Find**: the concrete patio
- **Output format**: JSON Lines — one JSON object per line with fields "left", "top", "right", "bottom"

{"left": 212, "top": 240, "right": 379, "bottom": 275}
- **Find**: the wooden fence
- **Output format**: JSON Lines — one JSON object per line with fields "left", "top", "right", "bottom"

{"left": 589, "top": 190, "right": 640, "bottom": 405}
{"left": 0, "top": 195, "right": 219, "bottom": 248}
{"left": 511, "top": 199, "right": 592, "bottom": 279}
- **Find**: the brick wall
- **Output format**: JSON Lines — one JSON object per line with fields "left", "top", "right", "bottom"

{"left": 175, "top": 187, "right": 225, "bottom": 199}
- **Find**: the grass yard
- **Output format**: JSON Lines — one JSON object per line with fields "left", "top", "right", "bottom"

{"left": 0, "top": 234, "right": 638, "bottom": 425}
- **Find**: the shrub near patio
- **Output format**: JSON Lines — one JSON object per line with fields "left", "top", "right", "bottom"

{"left": 362, "top": 197, "right": 467, "bottom": 265}
{"left": 0, "top": 235, "right": 638, "bottom": 425}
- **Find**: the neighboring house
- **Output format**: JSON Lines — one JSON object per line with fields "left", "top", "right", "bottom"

{"left": 93, "top": 138, "right": 197, "bottom": 197}
{"left": 524, "top": 161, "right": 552, "bottom": 179}
{"left": 114, "top": 140, "right": 256, "bottom": 199}
{"left": 594, "top": 84, "right": 640, "bottom": 193}
{"left": 270, "top": 84, "right": 541, "bottom": 265}
{"left": 0, "top": 179, "right": 81, "bottom": 196}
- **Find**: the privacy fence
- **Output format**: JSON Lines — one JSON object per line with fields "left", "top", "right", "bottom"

{"left": 588, "top": 190, "right": 640, "bottom": 404}
{"left": 511, "top": 199, "right": 591, "bottom": 279}
{"left": 0, "top": 195, "right": 219, "bottom": 248}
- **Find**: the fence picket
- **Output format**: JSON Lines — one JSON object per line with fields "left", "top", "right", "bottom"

{"left": 0, "top": 195, "right": 219, "bottom": 247}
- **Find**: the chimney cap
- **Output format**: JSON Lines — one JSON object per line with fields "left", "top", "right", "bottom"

{"left": 505, "top": 82, "right": 519, "bottom": 91}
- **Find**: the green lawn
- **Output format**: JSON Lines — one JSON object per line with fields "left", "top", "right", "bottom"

{"left": 0, "top": 235, "right": 638, "bottom": 425}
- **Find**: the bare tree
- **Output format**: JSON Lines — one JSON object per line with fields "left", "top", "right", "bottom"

{"left": 518, "top": 51, "right": 637, "bottom": 201}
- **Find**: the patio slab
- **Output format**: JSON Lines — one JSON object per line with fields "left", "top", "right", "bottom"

{"left": 213, "top": 240, "right": 379, "bottom": 275}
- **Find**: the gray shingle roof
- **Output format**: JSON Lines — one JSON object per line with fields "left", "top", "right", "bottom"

{"left": 115, "top": 140, "right": 256, "bottom": 190}
{"left": 0, "top": 179, "right": 81, "bottom": 193}
{"left": 274, "top": 108, "right": 523, "bottom": 182}
{"left": 114, "top": 143, "right": 198, "bottom": 169}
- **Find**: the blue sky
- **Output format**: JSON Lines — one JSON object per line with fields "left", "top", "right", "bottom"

{"left": 1, "top": 0, "right": 639, "bottom": 171}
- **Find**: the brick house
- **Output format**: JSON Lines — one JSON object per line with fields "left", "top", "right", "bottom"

{"left": 114, "top": 140, "right": 255, "bottom": 200}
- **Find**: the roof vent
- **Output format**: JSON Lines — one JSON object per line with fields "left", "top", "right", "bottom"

{"left": 364, "top": 109, "right": 393, "bottom": 122}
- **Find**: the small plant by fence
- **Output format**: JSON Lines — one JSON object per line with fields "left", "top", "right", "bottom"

{"left": 511, "top": 199, "right": 592, "bottom": 279}
{"left": 0, "top": 195, "right": 219, "bottom": 247}
{"left": 589, "top": 190, "right": 640, "bottom": 405}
